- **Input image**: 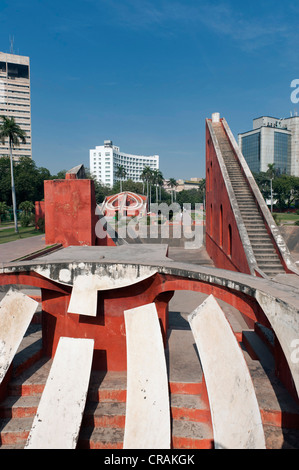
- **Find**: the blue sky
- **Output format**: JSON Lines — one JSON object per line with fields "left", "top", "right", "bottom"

{"left": 0, "top": 0, "right": 298, "bottom": 179}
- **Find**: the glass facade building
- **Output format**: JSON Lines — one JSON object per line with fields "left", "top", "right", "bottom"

{"left": 274, "top": 131, "right": 291, "bottom": 174}
{"left": 238, "top": 116, "right": 295, "bottom": 175}
{"left": 241, "top": 132, "right": 260, "bottom": 173}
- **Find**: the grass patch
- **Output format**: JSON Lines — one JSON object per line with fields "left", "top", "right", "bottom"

{"left": 275, "top": 213, "right": 299, "bottom": 223}
{"left": 0, "top": 226, "right": 44, "bottom": 244}
{"left": 0, "top": 221, "right": 16, "bottom": 227}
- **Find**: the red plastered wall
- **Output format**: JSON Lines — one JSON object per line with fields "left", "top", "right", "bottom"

{"left": 44, "top": 179, "right": 97, "bottom": 247}
{"left": 205, "top": 120, "right": 251, "bottom": 275}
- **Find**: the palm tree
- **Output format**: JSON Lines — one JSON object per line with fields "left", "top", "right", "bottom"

{"left": 0, "top": 116, "right": 27, "bottom": 233}
{"left": 156, "top": 170, "right": 164, "bottom": 202}
{"left": 152, "top": 169, "right": 160, "bottom": 202}
{"left": 116, "top": 165, "right": 127, "bottom": 193}
{"left": 140, "top": 166, "right": 153, "bottom": 202}
{"left": 168, "top": 178, "right": 178, "bottom": 203}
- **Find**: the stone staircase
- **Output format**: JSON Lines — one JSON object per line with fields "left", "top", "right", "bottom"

{"left": 0, "top": 302, "right": 214, "bottom": 450}
{"left": 1, "top": 291, "right": 299, "bottom": 449}
{"left": 212, "top": 123, "right": 286, "bottom": 278}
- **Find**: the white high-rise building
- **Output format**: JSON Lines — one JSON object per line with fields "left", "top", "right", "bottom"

{"left": 0, "top": 51, "right": 32, "bottom": 160}
{"left": 89, "top": 140, "right": 159, "bottom": 187}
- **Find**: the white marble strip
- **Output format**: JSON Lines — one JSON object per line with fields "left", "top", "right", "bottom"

{"left": 25, "top": 337, "right": 94, "bottom": 449}
{"left": 189, "top": 295, "right": 266, "bottom": 449}
{"left": 0, "top": 289, "right": 38, "bottom": 384}
{"left": 123, "top": 303, "right": 171, "bottom": 449}
{"left": 67, "top": 268, "right": 157, "bottom": 317}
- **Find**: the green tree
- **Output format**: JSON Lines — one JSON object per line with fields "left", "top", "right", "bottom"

{"left": 0, "top": 157, "right": 12, "bottom": 205}
{"left": 168, "top": 178, "right": 178, "bottom": 203}
{"left": 253, "top": 172, "right": 271, "bottom": 200}
{"left": 14, "top": 157, "right": 51, "bottom": 203}
{"left": 19, "top": 200, "right": 35, "bottom": 215}
{"left": 19, "top": 200, "right": 35, "bottom": 227}
{"left": 0, "top": 201, "right": 9, "bottom": 223}
{"left": 0, "top": 116, "right": 27, "bottom": 233}
{"left": 273, "top": 175, "right": 299, "bottom": 210}
{"left": 140, "top": 166, "right": 154, "bottom": 205}
{"left": 116, "top": 165, "right": 127, "bottom": 193}
{"left": 51, "top": 169, "right": 67, "bottom": 179}
{"left": 176, "top": 189, "right": 203, "bottom": 209}
{"left": 152, "top": 169, "right": 164, "bottom": 202}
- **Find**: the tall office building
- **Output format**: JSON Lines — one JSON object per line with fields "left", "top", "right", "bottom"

{"left": 238, "top": 116, "right": 299, "bottom": 176}
{"left": 90, "top": 140, "right": 159, "bottom": 187}
{"left": 0, "top": 51, "right": 32, "bottom": 160}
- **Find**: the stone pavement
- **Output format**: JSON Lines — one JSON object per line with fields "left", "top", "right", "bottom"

{"left": 0, "top": 235, "right": 47, "bottom": 264}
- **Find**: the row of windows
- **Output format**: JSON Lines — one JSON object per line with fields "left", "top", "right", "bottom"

{"left": 0, "top": 109, "right": 30, "bottom": 114}
{"left": 1, "top": 90, "right": 30, "bottom": 96}
{"left": 274, "top": 132, "right": 291, "bottom": 174}
{"left": 0, "top": 81, "right": 30, "bottom": 88}
{"left": 92, "top": 151, "right": 157, "bottom": 164}
{"left": 0, "top": 101, "right": 30, "bottom": 106}
{"left": 241, "top": 133, "right": 261, "bottom": 174}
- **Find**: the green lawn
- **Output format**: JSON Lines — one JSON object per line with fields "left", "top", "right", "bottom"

{"left": 0, "top": 226, "right": 44, "bottom": 244}
{"left": 275, "top": 212, "right": 299, "bottom": 223}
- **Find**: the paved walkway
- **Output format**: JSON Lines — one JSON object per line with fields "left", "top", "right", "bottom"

{"left": 0, "top": 235, "right": 47, "bottom": 264}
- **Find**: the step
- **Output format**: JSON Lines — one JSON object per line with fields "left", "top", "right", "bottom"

{"left": 247, "top": 227, "right": 269, "bottom": 232}
{"left": 171, "top": 419, "right": 214, "bottom": 449}
{"left": 0, "top": 417, "right": 32, "bottom": 446}
{"left": 264, "top": 425, "right": 299, "bottom": 449}
{"left": 242, "top": 330, "right": 274, "bottom": 370}
{"left": 77, "top": 426, "right": 124, "bottom": 449}
{"left": 87, "top": 371, "right": 127, "bottom": 403}
{"left": 254, "top": 253, "right": 280, "bottom": 259}
{"left": 261, "top": 269, "right": 286, "bottom": 276}
{"left": 170, "top": 393, "right": 211, "bottom": 423}
{"left": 258, "top": 262, "right": 284, "bottom": 268}
{"left": 82, "top": 401, "right": 126, "bottom": 428}
{"left": 8, "top": 357, "right": 51, "bottom": 397}
{"left": 0, "top": 395, "right": 40, "bottom": 419}
{"left": 234, "top": 191, "right": 252, "bottom": 195}
{"left": 251, "top": 241, "right": 274, "bottom": 247}
{"left": 238, "top": 202, "right": 258, "bottom": 206}
{"left": 166, "top": 329, "right": 203, "bottom": 395}
{"left": 246, "top": 226, "right": 267, "bottom": 232}
{"left": 249, "top": 235, "right": 272, "bottom": 241}
{"left": 242, "top": 217, "right": 264, "bottom": 222}
{"left": 12, "top": 324, "right": 43, "bottom": 378}
{"left": 243, "top": 348, "right": 299, "bottom": 431}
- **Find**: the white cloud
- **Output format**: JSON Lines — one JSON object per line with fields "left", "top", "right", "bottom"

{"left": 94, "top": 0, "right": 297, "bottom": 52}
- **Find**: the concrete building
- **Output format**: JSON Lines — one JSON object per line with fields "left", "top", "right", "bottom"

{"left": 164, "top": 177, "right": 203, "bottom": 193}
{"left": 0, "top": 51, "right": 32, "bottom": 160}
{"left": 89, "top": 140, "right": 159, "bottom": 187}
{"left": 238, "top": 115, "right": 299, "bottom": 176}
